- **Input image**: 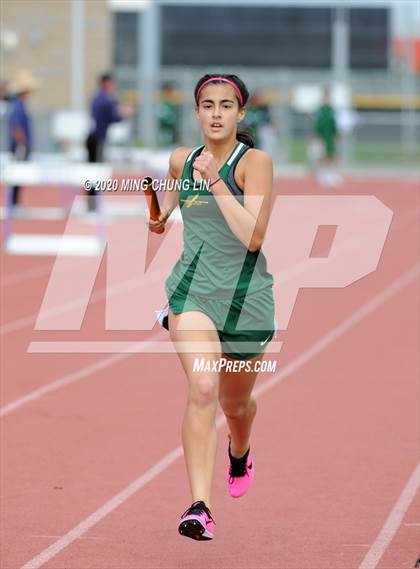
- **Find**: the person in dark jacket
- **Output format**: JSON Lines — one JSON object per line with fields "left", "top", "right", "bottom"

{"left": 8, "top": 70, "right": 40, "bottom": 206}
{"left": 85, "top": 72, "right": 133, "bottom": 211}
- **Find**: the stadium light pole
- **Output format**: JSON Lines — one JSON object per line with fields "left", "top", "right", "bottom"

{"left": 137, "top": 0, "right": 160, "bottom": 148}
{"left": 71, "top": 0, "right": 85, "bottom": 110}
{"left": 332, "top": 6, "right": 350, "bottom": 167}
{"left": 332, "top": 6, "right": 349, "bottom": 85}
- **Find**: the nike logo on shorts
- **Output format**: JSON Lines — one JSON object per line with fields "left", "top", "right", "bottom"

{"left": 260, "top": 335, "right": 271, "bottom": 346}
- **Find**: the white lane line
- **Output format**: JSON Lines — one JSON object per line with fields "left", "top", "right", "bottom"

{"left": 0, "top": 353, "right": 130, "bottom": 418}
{"left": 0, "top": 239, "right": 163, "bottom": 335}
{"left": 1, "top": 263, "right": 54, "bottom": 288}
{"left": 27, "top": 340, "right": 283, "bottom": 353}
{"left": 358, "top": 463, "right": 420, "bottom": 569}
{"left": 0, "top": 312, "right": 40, "bottom": 335}
{"left": 19, "top": 447, "right": 184, "bottom": 569}
{"left": 30, "top": 535, "right": 106, "bottom": 541}
{"left": 18, "top": 263, "right": 419, "bottom": 569}
{"left": 1, "top": 227, "right": 154, "bottom": 289}
{"left": 10, "top": 258, "right": 419, "bottom": 417}
{"left": 0, "top": 335, "right": 161, "bottom": 418}
{"left": 253, "top": 263, "right": 419, "bottom": 399}
{"left": 0, "top": 264, "right": 167, "bottom": 335}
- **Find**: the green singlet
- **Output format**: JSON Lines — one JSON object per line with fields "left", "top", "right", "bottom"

{"left": 163, "top": 141, "right": 276, "bottom": 360}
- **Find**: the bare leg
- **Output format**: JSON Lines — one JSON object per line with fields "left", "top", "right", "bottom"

{"left": 169, "top": 309, "right": 221, "bottom": 510}
{"left": 218, "top": 353, "right": 264, "bottom": 457}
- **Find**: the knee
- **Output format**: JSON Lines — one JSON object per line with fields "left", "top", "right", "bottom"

{"left": 189, "top": 378, "right": 218, "bottom": 409}
{"left": 220, "top": 397, "right": 257, "bottom": 419}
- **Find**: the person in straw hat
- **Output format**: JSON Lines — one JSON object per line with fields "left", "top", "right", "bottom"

{"left": 8, "top": 69, "right": 40, "bottom": 206}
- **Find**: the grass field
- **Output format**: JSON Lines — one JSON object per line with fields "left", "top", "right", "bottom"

{"left": 290, "top": 139, "right": 419, "bottom": 166}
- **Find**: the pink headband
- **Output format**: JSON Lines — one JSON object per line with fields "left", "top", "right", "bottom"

{"left": 196, "top": 77, "right": 244, "bottom": 106}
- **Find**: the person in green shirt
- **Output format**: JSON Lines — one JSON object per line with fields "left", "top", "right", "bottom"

{"left": 157, "top": 82, "right": 181, "bottom": 147}
{"left": 147, "top": 74, "right": 276, "bottom": 541}
{"left": 312, "top": 87, "right": 342, "bottom": 187}
{"left": 242, "top": 91, "right": 271, "bottom": 149}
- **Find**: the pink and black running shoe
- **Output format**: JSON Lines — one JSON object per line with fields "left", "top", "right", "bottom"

{"left": 178, "top": 500, "right": 215, "bottom": 541}
{"left": 227, "top": 434, "right": 254, "bottom": 498}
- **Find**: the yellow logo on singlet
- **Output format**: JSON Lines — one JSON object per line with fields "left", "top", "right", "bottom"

{"left": 180, "top": 195, "right": 209, "bottom": 207}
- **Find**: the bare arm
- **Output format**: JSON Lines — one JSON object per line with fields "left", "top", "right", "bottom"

{"left": 147, "top": 147, "right": 190, "bottom": 233}
{"left": 193, "top": 149, "right": 273, "bottom": 251}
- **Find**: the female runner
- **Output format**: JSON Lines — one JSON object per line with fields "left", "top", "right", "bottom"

{"left": 147, "top": 74, "right": 276, "bottom": 541}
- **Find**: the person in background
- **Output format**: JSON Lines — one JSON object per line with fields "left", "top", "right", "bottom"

{"left": 157, "top": 82, "right": 181, "bottom": 147}
{"left": 312, "top": 87, "right": 342, "bottom": 188}
{"left": 8, "top": 70, "right": 40, "bottom": 207}
{"left": 0, "top": 80, "right": 10, "bottom": 130}
{"left": 85, "top": 72, "right": 133, "bottom": 211}
{"left": 0, "top": 80, "right": 10, "bottom": 104}
{"left": 242, "top": 91, "right": 271, "bottom": 149}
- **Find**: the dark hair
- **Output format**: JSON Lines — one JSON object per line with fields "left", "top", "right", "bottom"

{"left": 100, "top": 72, "right": 113, "bottom": 86}
{"left": 194, "top": 73, "right": 254, "bottom": 148}
{"left": 235, "top": 127, "right": 254, "bottom": 147}
{"left": 161, "top": 81, "right": 176, "bottom": 90}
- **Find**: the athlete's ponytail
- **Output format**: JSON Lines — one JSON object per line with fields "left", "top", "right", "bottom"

{"left": 236, "top": 128, "right": 255, "bottom": 148}
{"left": 194, "top": 73, "right": 255, "bottom": 147}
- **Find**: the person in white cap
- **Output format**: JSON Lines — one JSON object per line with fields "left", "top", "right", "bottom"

{"left": 8, "top": 70, "right": 40, "bottom": 206}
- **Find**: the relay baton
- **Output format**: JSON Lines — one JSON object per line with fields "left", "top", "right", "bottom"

{"left": 144, "top": 176, "right": 164, "bottom": 233}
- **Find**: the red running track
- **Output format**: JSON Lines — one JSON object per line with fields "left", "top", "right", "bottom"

{"left": 0, "top": 175, "right": 418, "bottom": 568}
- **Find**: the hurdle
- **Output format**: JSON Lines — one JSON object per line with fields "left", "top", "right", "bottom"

{"left": 0, "top": 161, "right": 111, "bottom": 256}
